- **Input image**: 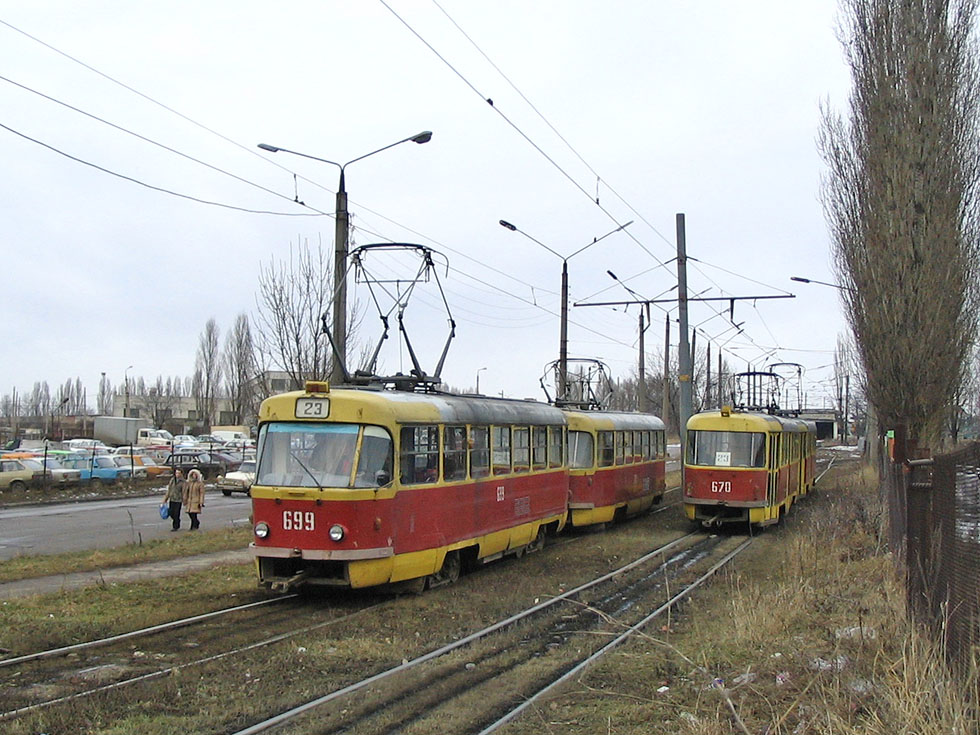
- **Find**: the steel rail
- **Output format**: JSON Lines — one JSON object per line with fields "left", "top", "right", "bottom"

{"left": 230, "top": 531, "right": 704, "bottom": 735}
{"left": 0, "top": 602, "right": 385, "bottom": 720}
{"left": 0, "top": 594, "right": 296, "bottom": 669}
{"left": 477, "top": 538, "right": 753, "bottom": 733}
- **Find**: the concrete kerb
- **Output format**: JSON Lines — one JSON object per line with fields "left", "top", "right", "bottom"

{"left": 0, "top": 548, "right": 252, "bottom": 600}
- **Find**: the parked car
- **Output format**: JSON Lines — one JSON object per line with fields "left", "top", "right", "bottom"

{"left": 172, "top": 434, "right": 200, "bottom": 447}
{"left": 0, "top": 458, "right": 35, "bottom": 491}
{"left": 109, "top": 445, "right": 148, "bottom": 456}
{"left": 112, "top": 455, "right": 147, "bottom": 479}
{"left": 217, "top": 460, "right": 255, "bottom": 496}
{"left": 64, "top": 438, "right": 109, "bottom": 452}
{"left": 20, "top": 457, "right": 82, "bottom": 485}
{"left": 117, "top": 454, "right": 172, "bottom": 478}
{"left": 163, "top": 452, "right": 225, "bottom": 480}
{"left": 61, "top": 455, "right": 131, "bottom": 486}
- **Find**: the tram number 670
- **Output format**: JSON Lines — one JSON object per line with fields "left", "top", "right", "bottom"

{"left": 710, "top": 481, "right": 732, "bottom": 494}
{"left": 283, "top": 511, "right": 315, "bottom": 531}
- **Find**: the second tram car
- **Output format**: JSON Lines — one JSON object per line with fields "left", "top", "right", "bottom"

{"left": 683, "top": 407, "right": 816, "bottom": 527}
{"left": 564, "top": 409, "right": 667, "bottom": 527}
{"left": 250, "top": 382, "right": 569, "bottom": 591}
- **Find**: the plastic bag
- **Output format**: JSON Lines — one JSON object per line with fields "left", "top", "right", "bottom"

{"left": 159, "top": 504, "right": 169, "bottom": 519}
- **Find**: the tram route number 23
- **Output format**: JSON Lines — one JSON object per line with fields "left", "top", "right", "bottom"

{"left": 283, "top": 510, "right": 315, "bottom": 531}
{"left": 710, "top": 481, "right": 732, "bottom": 494}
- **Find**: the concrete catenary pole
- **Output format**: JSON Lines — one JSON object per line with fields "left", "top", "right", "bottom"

{"left": 676, "top": 214, "right": 693, "bottom": 458}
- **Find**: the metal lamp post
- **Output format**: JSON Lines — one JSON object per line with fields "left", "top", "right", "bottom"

{"left": 258, "top": 131, "right": 432, "bottom": 384}
{"left": 476, "top": 367, "right": 487, "bottom": 394}
{"left": 499, "top": 219, "right": 632, "bottom": 403}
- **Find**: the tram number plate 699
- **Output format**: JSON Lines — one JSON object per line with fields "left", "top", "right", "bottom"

{"left": 710, "top": 481, "right": 732, "bottom": 494}
{"left": 283, "top": 511, "right": 315, "bottom": 531}
{"left": 296, "top": 398, "right": 329, "bottom": 418}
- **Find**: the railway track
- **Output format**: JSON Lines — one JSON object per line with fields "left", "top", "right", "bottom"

{"left": 230, "top": 530, "right": 750, "bottom": 735}
{"left": 2, "top": 487, "right": 697, "bottom": 733}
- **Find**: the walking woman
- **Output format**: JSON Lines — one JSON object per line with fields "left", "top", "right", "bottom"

{"left": 183, "top": 468, "right": 206, "bottom": 530}
{"left": 163, "top": 469, "right": 185, "bottom": 531}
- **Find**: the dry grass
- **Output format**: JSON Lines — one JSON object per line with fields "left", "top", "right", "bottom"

{"left": 501, "top": 461, "right": 979, "bottom": 734}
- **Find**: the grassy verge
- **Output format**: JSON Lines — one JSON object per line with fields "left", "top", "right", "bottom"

{"left": 505, "top": 461, "right": 979, "bottom": 734}
{"left": 0, "top": 526, "right": 252, "bottom": 584}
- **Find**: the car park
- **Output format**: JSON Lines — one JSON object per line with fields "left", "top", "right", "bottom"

{"left": 217, "top": 460, "right": 255, "bottom": 496}
{"left": 20, "top": 456, "right": 82, "bottom": 485}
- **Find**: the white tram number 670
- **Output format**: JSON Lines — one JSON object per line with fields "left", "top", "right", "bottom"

{"left": 283, "top": 510, "right": 316, "bottom": 531}
{"left": 710, "top": 481, "right": 732, "bottom": 494}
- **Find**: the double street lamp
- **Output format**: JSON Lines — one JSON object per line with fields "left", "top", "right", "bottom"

{"left": 258, "top": 131, "right": 433, "bottom": 383}
{"left": 499, "top": 219, "right": 632, "bottom": 401}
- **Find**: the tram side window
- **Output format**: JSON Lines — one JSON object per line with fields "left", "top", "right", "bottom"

{"left": 568, "top": 430, "right": 594, "bottom": 469}
{"left": 400, "top": 425, "right": 439, "bottom": 485}
{"left": 443, "top": 426, "right": 468, "bottom": 482}
{"left": 548, "top": 426, "right": 564, "bottom": 468}
{"left": 492, "top": 426, "right": 512, "bottom": 475}
{"left": 532, "top": 426, "right": 547, "bottom": 470}
{"left": 513, "top": 427, "right": 530, "bottom": 473}
{"left": 598, "top": 431, "right": 615, "bottom": 467}
{"left": 470, "top": 426, "right": 490, "bottom": 478}
{"left": 656, "top": 431, "right": 665, "bottom": 458}
{"left": 640, "top": 431, "right": 650, "bottom": 461}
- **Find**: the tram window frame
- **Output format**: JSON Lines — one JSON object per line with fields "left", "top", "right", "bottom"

{"left": 640, "top": 431, "right": 650, "bottom": 461}
{"left": 548, "top": 426, "right": 563, "bottom": 468}
{"left": 443, "top": 425, "right": 468, "bottom": 482}
{"left": 470, "top": 425, "right": 490, "bottom": 478}
{"left": 598, "top": 431, "right": 615, "bottom": 467}
{"left": 399, "top": 425, "right": 440, "bottom": 485}
{"left": 492, "top": 426, "right": 512, "bottom": 475}
{"left": 513, "top": 427, "right": 530, "bottom": 473}
{"left": 568, "top": 430, "right": 594, "bottom": 469}
{"left": 531, "top": 426, "right": 547, "bottom": 470}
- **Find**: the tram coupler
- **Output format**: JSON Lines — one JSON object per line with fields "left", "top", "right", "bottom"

{"left": 271, "top": 570, "right": 310, "bottom": 593}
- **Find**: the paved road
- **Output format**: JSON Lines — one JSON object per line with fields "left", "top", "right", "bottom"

{"left": 0, "top": 491, "right": 253, "bottom": 560}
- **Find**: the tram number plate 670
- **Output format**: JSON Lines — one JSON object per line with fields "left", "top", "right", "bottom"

{"left": 283, "top": 511, "right": 315, "bottom": 531}
{"left": 296, "top": 398, "right": 329, "bottom": 418}
{"left": 710, "top": 481, "right": 732, "bottom": 494}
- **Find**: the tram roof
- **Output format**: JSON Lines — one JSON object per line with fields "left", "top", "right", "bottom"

{"left": 261, "top": 387, "right": 567, "bottom": 426}
{"left": 687, "top": 409, "right": 815, "bottom": 433}
{"left": 563, "top": 409, "right": 666, "bottom": 432}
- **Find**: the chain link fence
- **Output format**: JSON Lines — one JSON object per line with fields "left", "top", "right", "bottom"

{"left": 885, "top": 442, "right": 980, "bottom": 676}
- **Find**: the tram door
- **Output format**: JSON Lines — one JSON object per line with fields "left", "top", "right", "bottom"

{"left": 767, "top": 432, "right": 780, "bottom": 507}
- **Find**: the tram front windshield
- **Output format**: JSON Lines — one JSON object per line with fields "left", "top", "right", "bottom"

{"left": 687, "top": 430, "right": 766, "bottom": 468}
{"left": 256, "top": 422, "right": 393, "bottom": 489}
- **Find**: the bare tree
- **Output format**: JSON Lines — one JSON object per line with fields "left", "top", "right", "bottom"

{"left": 223, "top": 312, "right": 259, "bottom": 425}
{"left": 194, "top": 318, "right": 222, "bottom": 428}
{"left": 820, "top": 0, "right": 980, "bottom": 448}
{"left": 253, "top": 238, "right": 336, "bottom": 388}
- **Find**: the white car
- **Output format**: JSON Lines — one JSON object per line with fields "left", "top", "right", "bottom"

{"left": 217, "top": 460, "right": 255, "bottom": 496}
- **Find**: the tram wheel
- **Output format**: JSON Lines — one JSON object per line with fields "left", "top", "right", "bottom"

{"left": 428, "top": 550, "right": 461, "bottom": 589}
{"left": 527, "top": 527, "right": 547, "bottom": 554}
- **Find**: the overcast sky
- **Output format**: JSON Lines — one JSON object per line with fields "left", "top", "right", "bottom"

{"left": 0, "top": 1, "right": 852, "bottom": 410}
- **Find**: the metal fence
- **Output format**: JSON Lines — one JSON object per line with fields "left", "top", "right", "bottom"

{"left": 886, "top": 442, "right": 980, "bottom": 675}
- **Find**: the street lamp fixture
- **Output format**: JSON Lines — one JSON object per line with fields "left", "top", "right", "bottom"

{"left": 258, "top": 131, "right": 433, "bottom": 383}
{"left": 476, "top": 366, "right": 487, "bottom": 394}
{"left": 499, "top": 219, "right": 632, "bottom": 402}
{"left": 790, "top": 276, "right": 855, "bottom": 292}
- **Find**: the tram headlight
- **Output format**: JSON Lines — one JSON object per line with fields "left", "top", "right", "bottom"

{"left": 329, "top": 524, "right": 345, "bottom": 542}
{"left": 254, "top": 522, "right": 270, "bottom": 539}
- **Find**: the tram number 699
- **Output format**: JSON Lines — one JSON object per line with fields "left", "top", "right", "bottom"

{"left": 283, "top": 511, "right": 315, "bottom": 531}
{"left": 710, "top": 481, "right": 732, "bottom": 494}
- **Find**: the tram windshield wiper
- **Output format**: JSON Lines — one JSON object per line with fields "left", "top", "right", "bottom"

{"left": 290, "top": 451, "right": 324, "bottom": 492}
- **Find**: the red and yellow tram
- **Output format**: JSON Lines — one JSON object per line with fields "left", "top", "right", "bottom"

{"left": 250, "top": 381, "right": 569, "bottom": 591}
{"left": 683, "top": 407, "right": 816, "bottom": 527}
{"left": 564, "top": 409, "right": 667, "bottom": 527}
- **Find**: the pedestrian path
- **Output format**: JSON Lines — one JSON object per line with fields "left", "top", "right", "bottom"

{"left": 0, "top": 548, "right": 252, "bottom": 600}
